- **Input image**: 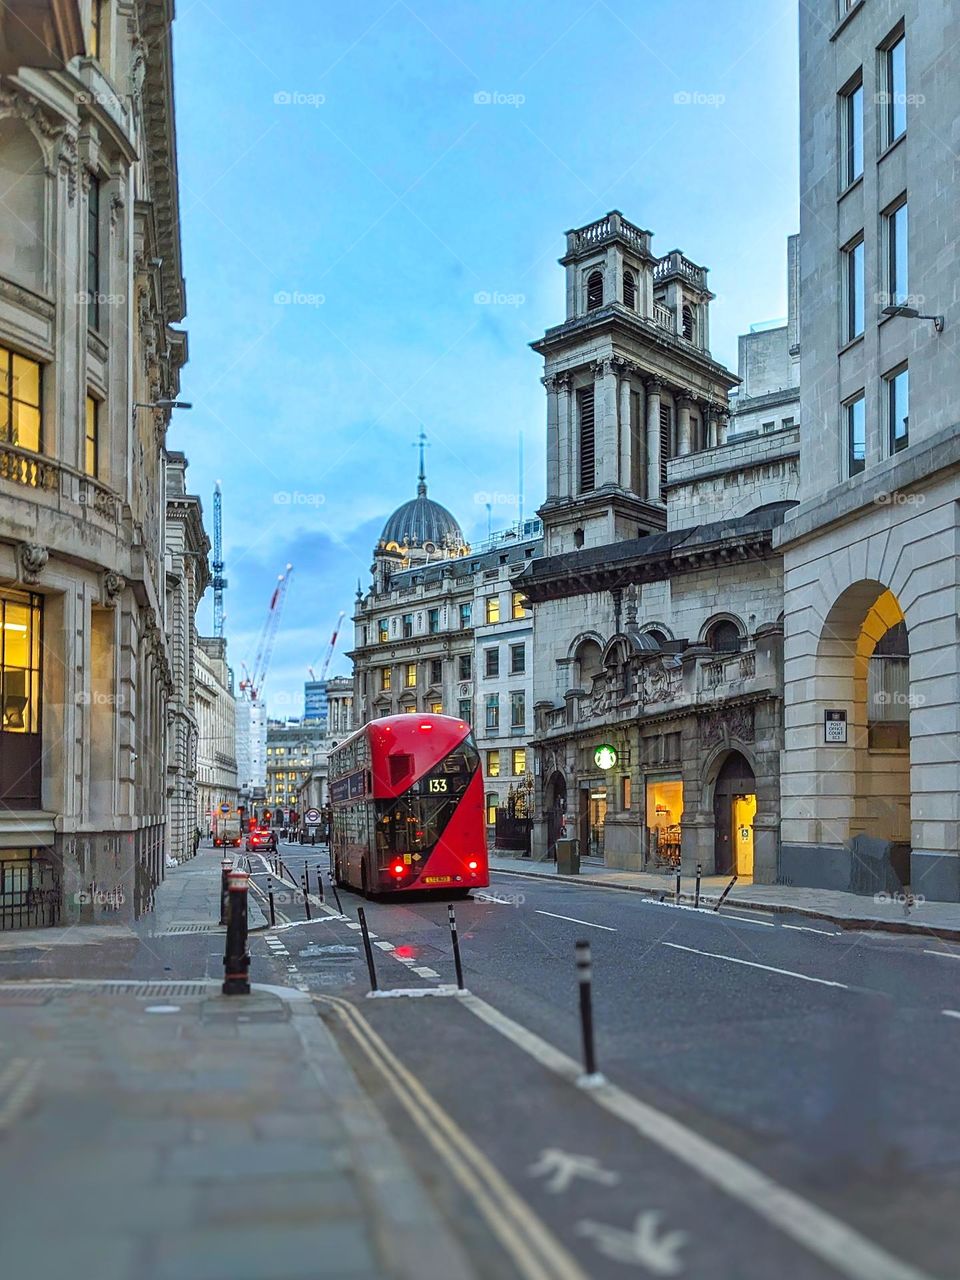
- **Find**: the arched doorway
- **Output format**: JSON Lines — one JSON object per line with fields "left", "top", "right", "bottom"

{"left": 713, "top": 752, "right": 756, "bottom": 878}
{"left": 545, "top": 772, "right": 567, "bottom": 857}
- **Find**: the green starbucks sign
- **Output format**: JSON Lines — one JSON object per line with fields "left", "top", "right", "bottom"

{"left": 593, "top": 744, "right": 618, "bottom": 770}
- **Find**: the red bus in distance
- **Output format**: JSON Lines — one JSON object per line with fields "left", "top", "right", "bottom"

{"left": 328, "top": 713, "right": 488, "bottom": 896}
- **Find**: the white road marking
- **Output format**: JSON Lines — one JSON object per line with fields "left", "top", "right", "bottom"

{"left": 942, "top": 1009, "right": 960, "bottom": 1020}
{"left": 534, "top": 910, "right": 617, "bottom": 932}
{"left": 924, "top": 949, "right": 960, "bottom": 960}
{"left": 374, "top": 941, "right": 395, "bottom": 951}
{"left": 460, "top": 993, "right": 931, "bottom": 1280}
{"left": 782, "top": 923, "right": 840, "bottom": 936}
{"left": 412, "top": 966, "right": 440, "bottom": 979}
{"left": 722, "top": 914, "right": 775, "bottom": 927}
{"left": 662, "top": 942, "right": 849, "bottom": 989}
{"left": 366, "top": 985, "right": 463, "bottom": 999}
{"left": 576, "top": 1211, "right": 687, "bottom": 1274}
{"left": 528, "top": 1148, "right": 619, "bottom": 1193}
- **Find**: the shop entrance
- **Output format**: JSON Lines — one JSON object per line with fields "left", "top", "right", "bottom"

{"left": 713, "top": 753, "right": 756, "bottom": 878}
{"left": 579, "top": 784, "right": 607, "bottom": 858}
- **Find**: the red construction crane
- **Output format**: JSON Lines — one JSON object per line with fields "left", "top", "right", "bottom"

{"left": 239, "top": 563, "right": 294, "bottom": 702}
{"left": 307, "top": 610, "right": 346, "bottom": 682}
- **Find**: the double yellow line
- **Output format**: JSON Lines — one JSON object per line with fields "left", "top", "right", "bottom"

{"left": 316, "top": 995, "right": 586, "bottom": 1280}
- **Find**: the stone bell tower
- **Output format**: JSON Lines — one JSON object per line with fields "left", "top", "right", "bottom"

{"left": 532, "top": 211, "right": 738, "bottom": 557}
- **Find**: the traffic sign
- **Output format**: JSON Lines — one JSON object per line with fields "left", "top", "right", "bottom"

{"left": 305, "top": 807, "right": 322, "bottom": 824}
{"left": 219, "top": 803, "right": 230, "bottom": 814}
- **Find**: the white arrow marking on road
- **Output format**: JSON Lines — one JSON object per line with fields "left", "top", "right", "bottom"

{"left": 576, "top": 1212, "right": 687, "bottom": 1275}
{"left": 535, "top": 910, "right": 617, "bottom": 932}
{"left": 528, "top": 1147, "right": 620, "bottom": 1193}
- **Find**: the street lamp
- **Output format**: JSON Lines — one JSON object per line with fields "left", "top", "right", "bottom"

{"left": 882, "top": 304, "right": 944, "bottom": 333}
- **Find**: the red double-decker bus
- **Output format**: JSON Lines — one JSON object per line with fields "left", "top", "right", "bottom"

{"left": 328, "top": 713, "right": 488, "bottom": 896}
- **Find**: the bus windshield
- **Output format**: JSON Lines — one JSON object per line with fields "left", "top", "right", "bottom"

{"left": 374, "top": 739, "right": 480, "bottom": 859}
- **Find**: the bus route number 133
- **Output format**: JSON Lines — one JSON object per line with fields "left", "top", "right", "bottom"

{"left": 427, "top": 778, "right": 449, "bottom": 794}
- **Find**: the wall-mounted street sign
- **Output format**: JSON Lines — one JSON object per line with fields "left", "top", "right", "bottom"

{"left": 219, "top": 803, "right": 230, "bottom": 814}
{"left": 594, "top": 744, "right": 618, "bottom": 770}
{"left": 824, "top": 710, "right": 847, "bottom": 744}
{"left": 305, "top": 807, "right": 322, "bottom": 824}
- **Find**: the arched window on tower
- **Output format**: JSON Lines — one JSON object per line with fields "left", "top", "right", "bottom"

{"left": 586, "top": 270, "right": 603, "bottom": 311}
{"left": 623, "top": 270, "right": 636, "bottom": 310}
{"left": 707, "top": 619, "right": 741, "bottom": 654}
{"left": 682, "top": 302, "right": 697, "bottom": 342}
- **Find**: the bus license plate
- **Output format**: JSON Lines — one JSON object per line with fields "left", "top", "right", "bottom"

{"left": 423, "top": 876, "right": 452, "bottom": 884}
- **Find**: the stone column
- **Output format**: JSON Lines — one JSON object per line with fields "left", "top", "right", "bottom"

{"left": 556, "top": 374, "right": 572, "bottom": 501}
{"left": 707, "top": 408, "right": 718, "bottom": 449}
{"left": 543, "top": 375, "right": 560, "bottom": 500}
{"left": 617, "top": 363, "right": 631, "bottom": 489}
{"left": 677, "top": 396, "right": 693, "bottom": 457}
{"left": 633, "top": 379, "right": 647, "bottom": 498}
{"left": 718, "top": 411, "right": 729, "bottom": 445}
{"left": 645, "top": 379, "right": 662, "bottom": 501}
{"left": 595, "top": 358, "right": 618, "bottom": 487}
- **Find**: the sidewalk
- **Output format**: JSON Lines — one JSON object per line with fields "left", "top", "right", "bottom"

{"left": 489, "top": 854, "right": 960, "bottom": 941}
{"left": 0, "top": 849, "right": 476, "bottom": 1280}
{"left": 147, "top": 844, "right": 268, "bottom": 932}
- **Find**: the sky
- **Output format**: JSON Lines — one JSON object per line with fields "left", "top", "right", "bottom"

{"left": 169, "top": 0, "right": 799, "bottom": 718}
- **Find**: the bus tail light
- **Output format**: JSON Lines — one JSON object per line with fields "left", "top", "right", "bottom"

{"left": 391, "top": 861, "right": 406, "bottom": 877}
{"left": 468, "top": 860, "right": 478, "bottom": 870}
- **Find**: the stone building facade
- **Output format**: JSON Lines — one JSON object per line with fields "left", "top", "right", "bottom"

{"left": 194, "top": 637, "right": 237, "bottom": 835}
{"left": 780, "top": 0, "right": 960, "bottom": 900}
{"left": 164, "top": 452, "right": 209, "bottom": 863}
{"left": 0, "top": 1, "right": 192, "bottom": 926}
{"left": 525, "top": 213, "right": 798, "bottom": 880}
{"left": 264, "top": 716, "right": 329, "bottom": 824}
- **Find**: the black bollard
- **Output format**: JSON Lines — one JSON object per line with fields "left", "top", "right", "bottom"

{"left": 575, "top": 940, "right": 597, "bottom": 1079}
{"left": 301, "top": 873, "right": 312, "bottom": 920}
{"left": 219, "top": 857, "right": 232, "bottom": 926}
{"left": 694, "top": 861, "right": 702, "bottom": 910}
{"left": 675, "top": 864, "right": 682, "bottom": 907}
{"left": 267, "top": 877, "right": 276, "bottom": 927}
{"left": 222, "top": 869, "right": 251, "bottom": 995}
{"left": 329, "top": 873, "right": 343, "bottom": 916}
{"left": 447, "top": 903, "right": 465, "bottom": 990}
{"left": 315, "top": 867, "right": 324, "bottom": 905}
{"left": 357, "top": 906, "right": 378, "bottom": 992}
{"left": 713, "top": 873, "right": 739, "bottom": 912}
{"left": 303, "top": 864, "right": 311, "bottom": 896}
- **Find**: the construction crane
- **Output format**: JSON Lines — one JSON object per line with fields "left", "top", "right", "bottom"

{"left": 239, "top": 563, "right": 293, "bottom": 702}
{"left": 212, "top": 481, "right": 226, "bottom": 638}
{"left": 308, "top": 611, "right": 346, "bottom": 681}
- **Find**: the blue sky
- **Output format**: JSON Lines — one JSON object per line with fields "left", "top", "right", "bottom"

{"left": 169, "top": 0, "right": 799, "bottom": 716}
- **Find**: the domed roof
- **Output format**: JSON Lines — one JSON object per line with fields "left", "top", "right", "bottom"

{"left": 376, "top": 433, "right": 465, "bottom": 558}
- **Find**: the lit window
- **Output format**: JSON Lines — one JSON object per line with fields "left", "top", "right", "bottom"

{"left": 87, "top": 0, "right": 103, "bottom": 59}
{"left": 84, "top": 394, "right": 99, "bottom": 477}
{"left": 485, "top": 596, "right": 500, "bottom": 624}
{"left": 0, "top": 346, "right": 42, "bottom": 453}
{"left": 486, "top": 750, "right": 500, "bottom": 777}
{"left": 378, "top": 621, "right": 388, "bottom": 643}
{"left": 380, "top": 668, "right": 392, "bottom": 692}
{"left": 0, "top": 590, "right": 41, "bottom": 735}
{"left": 486, "top": 793, "right": 498, "bottom": 825}
{"left": 512, "top": 748, "right": 526, "bottom": 775}
{"left": 621, "top": 776, "right": 632, "bottom": 810}
{"left": 405, "top": 663, "right": 417, "bottom": 688}
{"left": 511, "top": 592, "right": 527, "bottom": 620}
{"left": 430, "top": 702, "right": 443, "bottom": 714}
{"left": 839, "top": 76, "right": 863, "bottom": 187}
{"left": 886, "top": 365, "right": 909, "bottom": 453}
{"left": 845, "top": 393, "right": 866, "bottom": 476}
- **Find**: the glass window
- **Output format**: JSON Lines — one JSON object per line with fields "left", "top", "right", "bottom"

{"left": 405, "top": 663, "right": 417, "bottom": 688}
{"left": 87, "top": 176, "right": 100, "bottom": 330}
{"left": 378, "top": 620, "right": 388, "bottom": 643}
{"left": 458, "top": 698, "right": 472, "bottom": 723}
{"left": 621, "top": 776, "right": 632, "bottom": 810}
{"left": 887, "top": 199, "right": 908, "bottom": 307}
{"left": 485, "top": 694, "right": 499, "bottom": 731}
{"left": 486, "top": 750, "right": 500, "bottom": 778}
{"left": 84, "top": 394, "right": 99, "bottom": 477}
{"left": 708, "top": 620, "right": 741, "bottom": 653}
{"left": 402, "top": 613, "right": 413, "bottom": 639}
{"left": 430, "top": 658, "right": 443, "bottom": 685}
{"left": 486, "top": 793, "right": 498, "bottom": 825}
{"left": 458, "top": 653, "right": 472, "bottom": 680}
{"left": 459, "top": 602, "right": 472, "bottom": 628}
{"left": 1, "top": 591, "right": 41, "bottom": 735}
{"left": 512, "top": 748, "right": 526, "bottom": 775}
{"left": 884, "top": 33, "right": 907, "bottom": 144}
{"left": 430, "top": 701, "right": 443, "bottom": 715}
{"left": 484, "top": 647, "right": 499, "bottom": 678}
{"left": 380, "top": 668, "right": 391, "bottom": 692}
{"left": 840, "top": 77, "right": 863, "bottom": 187}
{"left": 0, "top": 347, "right": 42, "bottom": 453}
{"left": 510, "top": 643, "right": 525, "bottom": 675}
{"left": 87, "top": 0, "right": 103, "bottom": 58}
{"left": 485, "top": 596, "right": 500, "bottom": 624}
{"left": 844, "top": 237, "right": 864, "bottom": 341}
{"left": 846, "top": 393, "right": 866, "bottom": 476}
{"left": 428, "top": 608, "right": 440, "bottom": 634}
{"left": 512, "top": 591, "right": 527, "bottom": 619}
{"left": 887, "top": 366, "right": 909, "bottom": 453}
{"left": 510, "top": 690, "right": 525, "bottom": 729}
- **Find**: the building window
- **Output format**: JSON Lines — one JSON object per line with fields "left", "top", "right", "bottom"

{"left": 486, "top": 750, "right": 500, "bottom": 778}
{"left": 402, "top": 613, "right": 413, "bottom": 639}
{"left": 430, "top": 658, "right": 443, "bottom": 685}
{"left": 486, "top": 793, "right": 498, "bottom": 825}
{"left": 84, "top": 394, "right": 99, "bottom": 477}
{"left": 881, "top": 30, "right": 907, "bottom": 147}
{"left": 485, "top": 595, "right": 500, "bottom": 624}
{"left": 842, "top": 236, "right": 864, "bottom": 342}
{"left": 405, "top": 662, "right": 417, "bottom": 688}
{"left": 460, "top": 602, "right": 472, "bottom": 628}
{"left": 659, "top": 403, "right": 671, "bottom": 490}
{"left": 578, "top": 385, "right": 596, "bottom": 493}
{"left": 886, "top": 365, "right": 909, "bottom": 454}
{"left": 621, "top": 776, "right": 632, "bottom": 810}
{"left": 380, "top": 668, "right": 391, "bottom": 692}
{"left": 839, "top": 75, "right": 863, "bottom": 187}
{"left": 885, "top": 197, "right": 908, "bottom": 307}
{"left": 623, "top": 269, "right": 636, "bottom": 310}
{"left": 485, "top": 694, "right": 499, "bottom": 731}
{"left": 362, "top": 625, "right": 369, "bottom": 646}
{"left": 430, "top": 701, "right": 443, "bottom": 715}
{"left": 428, "top": 607, "right": 440, "bottom": 634}
{"left": 511, "top": 591, "right": 527, "bottom": 619}
{"left": 510, "top": 643, "right": 525, "bottom": 675}
{"left": 681, "top": 302, "right": 696, "bottom": 342}
{"left": 458, "top": 653, "right": 472, "bottom": 680}
{"left": 378, "top": 620, "right": 388, "bottom": 643}
{"left": 510, "top": 691, "right": 525, "bottom": 729}
{"left": 845, "top": 393, "right": 866, "bottom": 476}
{"left": 1, "top": 590, "right": 41, "bottom": 736}
{"left": 87, "top": 0, "right": 103, "bottom": 58}
{"left": 512, "top": 748, "right": 526, "bottom": 775}
{"left": 458, "top": 698, "right": 472, "bottom": 722}
{"left": 87, "top": 175, "right": 100, "bottom": 330}
{"left": 586, "top": 270, "right": 603, "bottom": 311}
{"left": 707, "top": 620, "right": 741, "bottom": 653}
{"left": 484, "top": 647, "right": 499, "bottom": 678}
{"left": 0, "top": 346, "right": 42, "bottom": 453}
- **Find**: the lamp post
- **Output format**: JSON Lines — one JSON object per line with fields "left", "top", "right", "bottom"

{"left": 882, "top": 304, "right": 944, "bottom": 333}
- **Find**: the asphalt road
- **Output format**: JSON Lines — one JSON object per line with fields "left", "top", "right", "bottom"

{"left": 252, "top": 846, "right": 959, "bottom": 1280}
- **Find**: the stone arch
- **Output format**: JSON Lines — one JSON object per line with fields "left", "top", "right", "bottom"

{"left": 700, "top": 612, "right": 746, "bottom": 651}
{"left": 0, "top": 115, "right": 47, "bottom": 290}
{"left": 706, "top": 748, "right": 758, "bottom": 877}
{"left": 544, "top": 770, "right": 567, "bottom": 856}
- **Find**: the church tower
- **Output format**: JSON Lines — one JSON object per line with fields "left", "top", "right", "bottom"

{"left": 532, "top": 211, "right": 738, "bottom": 556}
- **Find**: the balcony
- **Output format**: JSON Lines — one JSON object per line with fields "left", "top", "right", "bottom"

{"left": 0, "top": 442, "right": 122, "bottom": 524}
{"left": 653, "top": 301, "right": 675, "bottom": 332}
{"left": 567, "top": 212, "right": 652, "bottom": 258}
{"left": 653, "top": 250, "right": 708, "bottom": 291}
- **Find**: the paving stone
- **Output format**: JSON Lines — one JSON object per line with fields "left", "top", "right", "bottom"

{"left": 147, "top": 1222, "right": 377, "bottom": 1280}
{"left": 163, "top": 1141, "right": 344, "bottom": 1181}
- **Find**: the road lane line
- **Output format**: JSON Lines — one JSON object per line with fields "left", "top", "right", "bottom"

{"left": 924, "top": 949, "right": 960, "bottom": 960}
{"left": 459, "top": 993, "right": 930, "bottom": 1280}
{"left": 534, "top": 910, "right": 617, "bottom": 932}
{"left": 723, "top": 914, "right": 776, "bottom": 927}
{"left": 662, "top": 942, "right": 849, "bottom": 989}
{"left": 317, "top": 995, "right": 587, "bottom": 1280}
{"left": 782, "top": 924, "right": 840, "bottom": 936}
{"left": 942, "top": 1010, "right": 960, "bottom": 1020}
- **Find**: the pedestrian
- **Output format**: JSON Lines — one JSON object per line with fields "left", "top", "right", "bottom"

{"left": 194, "top": 826, "right": 201, "bottom": 856}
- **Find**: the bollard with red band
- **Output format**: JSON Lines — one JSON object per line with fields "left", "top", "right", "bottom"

{"left": 219, "top": 857, "right": 232, "bottom": 926}
{"left": 222, "top": 868, "right": 251, "bottom": 995}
